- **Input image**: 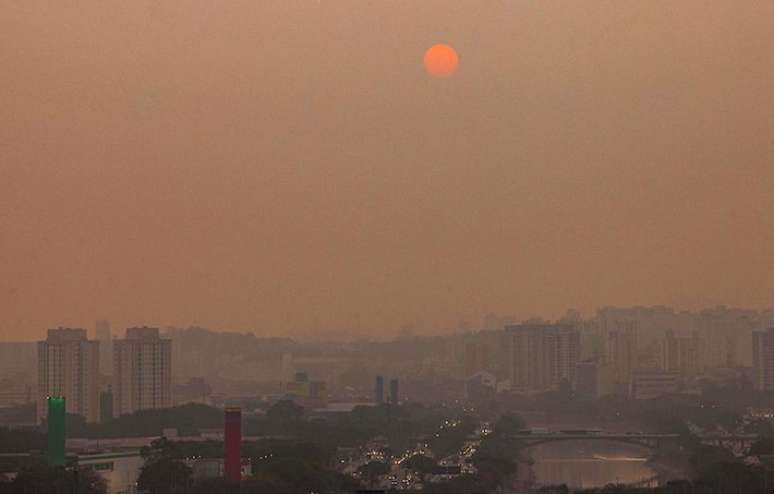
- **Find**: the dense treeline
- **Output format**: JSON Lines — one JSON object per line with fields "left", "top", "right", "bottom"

{"left": 66, "top": 402, "right": 224, "bottom": 438}
{"left": 138, "top": 436, "right": 359, "bottom": 493}
{"left": 0, "top": 464, "right": 106, "bottom": 494}
{"left": 133, "top": 412, "right": 524, "bottom": 494}
{"left": 0, "top": 427, "right": 45, "bottom": 453}
{"left": 59, "top": 400, "right": 459, "bottom": 452}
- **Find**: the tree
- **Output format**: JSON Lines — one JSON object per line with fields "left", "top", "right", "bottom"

{"left": 357, "top": 461, "right": 389, "bottom": 487}
{"left": 750, "top": 437, "right": 774, "bottom": 456}
{"left": 4, "top": 463, "right": 106, "bottom": 494}
{"left": 690, "top": 444, "right": 736, "bottom": 477}
{"left": 188, "top": 477, "right": 230, "bottom": 494}
{"left": 402, "top": 454, "right": 437, "bottom": 475}
{"left": 137, "top": 457, "right": 193, "bottom": 494}
{"left": 252, "top": 456, "right": 356, "bottom": 494}
{"left": 141, "top": 436, "right": 179, "bottom": 459}
{"left": 266, "top": 400, "right": 304, "bottom": 423}
{"left": 66, "top": 412, "right": 89, "bottom": 437}
{"left": 698, "top": 461, "right": 762, "bottom": 494}
{"left": 422, "top": 475, "right": 487, "bottom": 494}
{"left": 0, "top": 427, "right": 46, "bottom": 453}
{"left": 492, "top": 414, "right": 526, "bottom": 436}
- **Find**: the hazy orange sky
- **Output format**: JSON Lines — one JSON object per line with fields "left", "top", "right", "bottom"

{"left": 1, "top": 1, "right": 773, "bottom": 341}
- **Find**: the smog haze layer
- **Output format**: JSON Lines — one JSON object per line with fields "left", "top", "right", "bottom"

{"left": 1, "top": 1, "right": 773, "bottom": 340}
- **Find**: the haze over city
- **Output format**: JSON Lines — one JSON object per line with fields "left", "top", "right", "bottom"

{"left": 2, "top": 1, "right": 773, "bottom": 341}
{"left": 4, "top": 3, "right": 774, "bottom": 493}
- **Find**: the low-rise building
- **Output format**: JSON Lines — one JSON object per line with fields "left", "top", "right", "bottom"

{"left": 631, "top": 368, "right": 679, "bottom": 400}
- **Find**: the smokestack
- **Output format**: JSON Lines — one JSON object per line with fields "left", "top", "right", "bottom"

{"left": 47, "top": 396, "right": 66, "bottom": 466}
{"left": 224, "top": 408, "right": 242, "bottom": 482}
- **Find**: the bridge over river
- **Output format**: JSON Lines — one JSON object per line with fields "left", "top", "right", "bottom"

{"left": 512, "top": 431, "right": 680, "bottom": 449}
{"left": 511, "top": 430, "right": 758, "bottom": 450}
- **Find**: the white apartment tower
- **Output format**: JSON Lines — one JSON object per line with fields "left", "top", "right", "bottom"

{"left": 113, "top": 327, "right": 172, "bottom": 416}
{"left": 37, "top": 328, "right": 100, "bottom": 423}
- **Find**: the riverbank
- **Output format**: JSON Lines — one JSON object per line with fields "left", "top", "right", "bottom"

{"left": 646, "top": 450, "right": 694, "bottom": 485}
{"left": 506, "top": 455, "right": 534, "bottom": 494}
{"left": 528, "top": 441, "right": 660, "bottom": 490}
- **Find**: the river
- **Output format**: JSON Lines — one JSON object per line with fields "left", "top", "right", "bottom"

{"left": 529, "top": 440, "right": 657, "bottom": 490}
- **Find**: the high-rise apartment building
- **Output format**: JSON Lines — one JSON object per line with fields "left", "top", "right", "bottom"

{"left": 605, "top": 321, "right": 638, "bottom": 387}
{"left": 660, "top": 330, "right": 698, "bottom": 380}
{"left": 37, "top": 328, "right": 100, "bottom": 423}
{"left": 507, "top": 323, "right": 580, "bottom": 393}
{"left": 696, "top": 308, "right": 755, "bottom": 370}
{"left": 113, "top": 327, "right": 172, "bottom": 417}
{"left": 95, "top": 319, "right": 112, "bottom": 376}
{"left": 753, "top": 329, "right": 774, "bottom": 391}
{"left": 100, "top": 386, "right": 114, "bottom": 423}
{"left": 661, "top": 330, "right": 680, "bottom": 373}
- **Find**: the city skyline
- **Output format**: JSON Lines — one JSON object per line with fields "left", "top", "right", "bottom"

{"left": 2, "top": 302, "right": 774, "bottom": 343}
{"left": 17, "top": 307, "right": 774, "bottom": 425}
{"left": 5, "top": 300, "right": 774, "bottom": 491}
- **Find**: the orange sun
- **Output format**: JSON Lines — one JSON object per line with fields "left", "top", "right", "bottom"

{"left": 424, "top": 44, "right": 459, "bottom": 78}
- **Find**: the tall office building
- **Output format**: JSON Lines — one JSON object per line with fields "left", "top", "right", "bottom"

{"left": 753, "top": 329, "right": 774, "bottom": 391}
{"left": 113, "top": 327, "right": 172, "bottom": 416}
{"left": 507, "top": 323, "right": 580, "bottom": 393}
{"left": 37, "top": 328, "right": 100, "bottom": 423}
